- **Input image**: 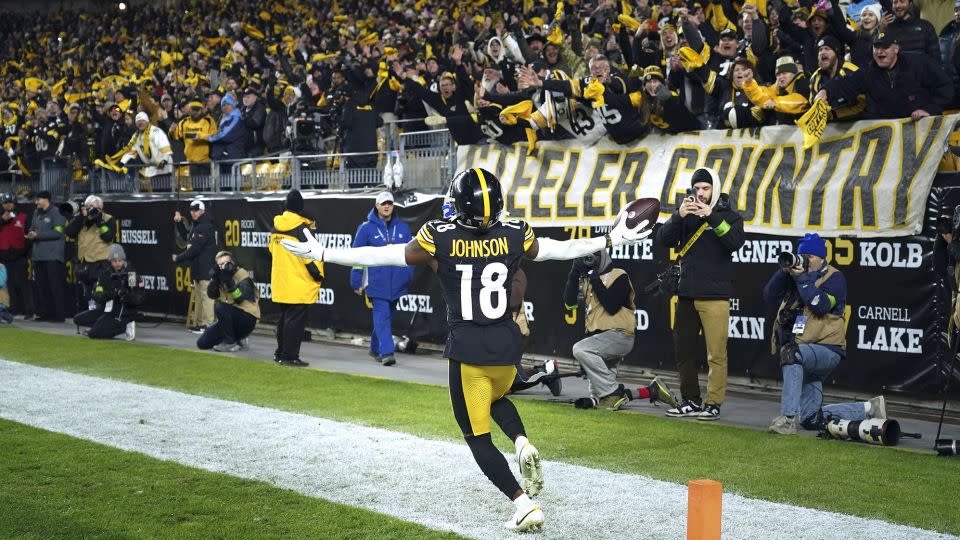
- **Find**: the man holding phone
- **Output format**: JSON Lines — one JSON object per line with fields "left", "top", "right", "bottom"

{"left": 171, "top": 100, "right": 217, "bottom": 188}
{"left": 656, "top": 167, "right": 745, "bottom": 420}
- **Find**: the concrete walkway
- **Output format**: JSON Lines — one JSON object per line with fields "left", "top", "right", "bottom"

{"left": 12, "top": 317, "right": 960, "bottom": 453}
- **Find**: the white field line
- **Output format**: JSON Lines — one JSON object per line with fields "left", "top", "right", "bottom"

{"left": 0, "top": 360, "right": 953, "bottom": 540}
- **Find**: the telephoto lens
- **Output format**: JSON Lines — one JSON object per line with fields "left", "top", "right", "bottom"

{"left": 778, "top": 252, "right": 803, "bottom": 269}
{"left": 935, "top": 439, "right": 959, "bottom": 456}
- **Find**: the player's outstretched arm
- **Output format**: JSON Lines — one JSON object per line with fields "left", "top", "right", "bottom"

{"left": 523, "top": 218, "right": 652, "bottom": 261}
{"left": 280, "top": 230, "right": 430, "bottom": 267}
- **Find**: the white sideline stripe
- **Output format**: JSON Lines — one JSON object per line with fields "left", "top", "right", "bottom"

{"left": 0, "top": 360, "right": 953, "bottom": 540}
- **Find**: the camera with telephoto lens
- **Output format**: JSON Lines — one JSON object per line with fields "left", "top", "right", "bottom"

{"left": 936, "top": 439, "right": 960, "bottom": 456}
{"left": 778, "top": 251, "right": 809, "bottom": 272}
{"left": 86, "top": 206, "right": 101, "bottom": 221}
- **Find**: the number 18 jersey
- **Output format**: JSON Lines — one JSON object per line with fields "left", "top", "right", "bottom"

{"left": 415, "top": 218, "right": 536, "bottom": 365}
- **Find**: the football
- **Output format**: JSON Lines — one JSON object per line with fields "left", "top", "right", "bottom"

{"left": 612, "top": 198, "right": 660, "bottom": 230}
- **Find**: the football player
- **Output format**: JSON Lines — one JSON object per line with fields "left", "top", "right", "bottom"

{"left": 281, "top": 168, "right": 652, "bottom": 532}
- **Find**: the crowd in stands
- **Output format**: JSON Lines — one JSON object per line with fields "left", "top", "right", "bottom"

{"left": 1, "top": 0, "right": 959, "bottom": 181}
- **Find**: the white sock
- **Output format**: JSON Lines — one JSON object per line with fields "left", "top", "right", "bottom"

{"left": 863, "top": 401, "right": 871, "bottom": 414}
{"left": 544, "top": 360, "right": 556, "bottom": 375}
{"left": 513, "top": 493, "right": 535, "bottom": 510}
{"left": 515, "top": 435, "right": 530, "bottom": 455}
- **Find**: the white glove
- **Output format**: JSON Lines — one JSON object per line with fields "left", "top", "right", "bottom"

{"left": 608, "top": 217, "right": 652, "bottom": 246}
{"left": 280, "top": 229, "right": 325, "bottom": 261}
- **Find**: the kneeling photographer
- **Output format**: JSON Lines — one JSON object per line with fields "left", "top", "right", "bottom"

{"left": 73, "top": 244, "right": 144, "bottom": 341}
{"left": 564, "top": 250, "right": 679, "bottom": 410}
{"left": 198, "top": 251, "right": 260, "bottom": 353}
{"left": 764, "top": 234, "right": 886, "bottom": 435}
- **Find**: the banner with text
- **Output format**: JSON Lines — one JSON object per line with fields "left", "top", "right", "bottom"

{"left": 457, "top": 115, "right": 960, "bottom": 237}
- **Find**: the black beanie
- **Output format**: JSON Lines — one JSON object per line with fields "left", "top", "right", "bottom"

{"left": 285, "top": 189, "right": 304, "bottom": 212}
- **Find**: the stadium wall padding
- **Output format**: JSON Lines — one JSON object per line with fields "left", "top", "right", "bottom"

{"left": 89, "top": 180, "right": 960, "bottom": 397}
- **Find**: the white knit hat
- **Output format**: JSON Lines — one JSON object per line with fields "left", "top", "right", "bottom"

{"left": 861, "top": 3, "right": 882, "bottom": 22}
{"left": 135, "top": 111, "right": 149, "bottom": 124}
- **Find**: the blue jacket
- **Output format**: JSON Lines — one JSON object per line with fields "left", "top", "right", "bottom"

{"left": 350, "top": 208, "right": 414, "bottom": 300}
{"left": 208, "top": 108, "right": 246, "bottom": 161}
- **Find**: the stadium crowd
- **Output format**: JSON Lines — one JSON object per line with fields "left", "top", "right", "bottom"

{"left": 1, "top": 0, "right": 959, "bottom": 183}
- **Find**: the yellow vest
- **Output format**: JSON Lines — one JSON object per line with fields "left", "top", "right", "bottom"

{"left": 76, "top": 212, "right": 113, "bottom": 262}
{"left": 268, "top": 211, "right": 325, "bottom": 304}
{"left": 583, "top": 268, "right": 636, "bottom": 336}
{"left": 771, "top": 265, "right": 846, "bottom": 352}
{"left": 217, "top": 267, "right": 261, "bottom": 319}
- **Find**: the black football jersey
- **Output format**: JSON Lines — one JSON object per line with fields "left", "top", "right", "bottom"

{"left": 416, "top": 218, "right": 536, "bottom": 365}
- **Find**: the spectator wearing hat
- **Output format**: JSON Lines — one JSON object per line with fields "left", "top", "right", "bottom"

{"left": 639, "top": 65, "right": 701, "bottom": 133}
{"left": 776, "top": 1, "right": 842, "bottom": 74}
{"left": 349, "top": 191, "right": 414, "bottom": 366}
{"left": 824, "top": 1, "right": 880, "bottom": 69}
{"left": 118, "top": 111, "right": 174, "bottom": 189}
{"left": 888, "top": 0, "right": 940, "bottom": 60}
{"left": 26, "top": 191, "right": 65, "bottom": 322}
{"left": 763, "top": 233, "right": 861, "bottom": 436}
{"left": 99, "top": 103, "right": 128, "bottom": 163}
{"left": 240, "top": 88, "right": 266, "bottom": 157}
{"left": 268, "top": 189, "right": 324, "bottom": 367}
{"left": 203, "top": 93, "right": 247, "bottom": 172}
{"left": 741, "top": 55, "right": 810, "bottom": 125}
{"left": 809, "top": 36, "right": 866, "bottom": 121}
{"left": 0, "top": 192, "right": 33, "bottom": 320}
{"left": 73, "top": 243, "right": 144, "bottom": 341}
{"left": 171, "top": 100, "right": 218, "bottom": 190}
{"left": 818, "top": 31, "right": 953, "bottom": 120}
{"left": 173, "top": 199, "right": 218, "bottom": 333}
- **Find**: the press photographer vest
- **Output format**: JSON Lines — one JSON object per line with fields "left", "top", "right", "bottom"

{"left": 217, "top": 267, "right": 261, "bottom": 320}
{"left": 771, "top": 265, "right": 846, "bottom": 353}
{"left": 76, "top": 212, "right": 113, "bottom": 262}
{"left": 583, "top": 268, "right": 636, "bottom": 336}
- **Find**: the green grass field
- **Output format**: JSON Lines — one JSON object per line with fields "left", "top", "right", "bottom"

{"left": 2, "top": 327, "right": 959, "bottom": 536}
{"left": 0, "top": 420, "right": 463, "bottom": 540}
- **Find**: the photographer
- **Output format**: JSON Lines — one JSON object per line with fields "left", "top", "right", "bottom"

{"left": 64, "top": 195, "right": 116, "bottom": 311}
{"left": 656, "top": 167, "right": 745, "bottom": 420}
{"left": 763, "top": 234, "right": 884, "bottom": 435}
{"left": 26, "top": 191, "right": 66, "bottom": 323}
{"left": 73, "top": 244, "right": 144, "bottom": 341}
{"left": 198, "top": 251, "right": 260, "bottom": 353}
{"left": 0, "top": 192, "right": 33, "bottom": 320}
{"left": 563, "top": 250, "right": 680, "bottom": 410}
{"left": 173, "top": 199, "right": 218, "bottom": 333}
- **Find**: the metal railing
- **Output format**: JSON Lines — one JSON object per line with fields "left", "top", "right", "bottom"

{"left": 26, "top": 125, "right": 456, "bottom": 199}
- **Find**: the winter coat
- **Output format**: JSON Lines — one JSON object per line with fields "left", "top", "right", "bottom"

{"left": 120, "top": 124, "right": 173, "bottom": 177}
{"left": 208, "top": 108, "right": 247, "bottom": 161}
{"left": 174, "top": 212, "right": 218, "bottom": 281}
{"left": 824, "top": 51, "right": 954, "bottom": 118}
{"left": 29, "top": 206, "right": 65, "bottom": 262}
{"left": 349, "top": 208, "right": 414, "bottom": 301}
{"left": 0, "top": 208, "right": 27, "bottom": 262}
{"left": 656, "top": 171, "right": 745, "bottom": 299}
{"left": 268, "top": 211, "right": 324, "bottom": 305}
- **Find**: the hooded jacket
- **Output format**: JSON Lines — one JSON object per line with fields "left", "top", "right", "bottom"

{"left": 174, "top": 211, "right": 218, "bottom": 280}
{"left": 268, "top": 210, "right": 324, "bottom": 305}
{"left": 656, "top": 169, "right": 745, "bottom": 299}
{"left": 349, "top": 207, "right": 414, "bottom": 301}
{"left": 208, "top": 98, "right": 247, "bottom": 161}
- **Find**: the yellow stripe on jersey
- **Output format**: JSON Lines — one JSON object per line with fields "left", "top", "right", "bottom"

{"left": 416, "top": 227, "right": 436, "bottom": 256}
{"left": 523, "top": 222, "right": 536, "bottom": 251}
{"left": 421, "top": 226, "right": 434, "bottom": 241}
{"left": 474, "top": 167, "right": 491, "bottom": 228}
